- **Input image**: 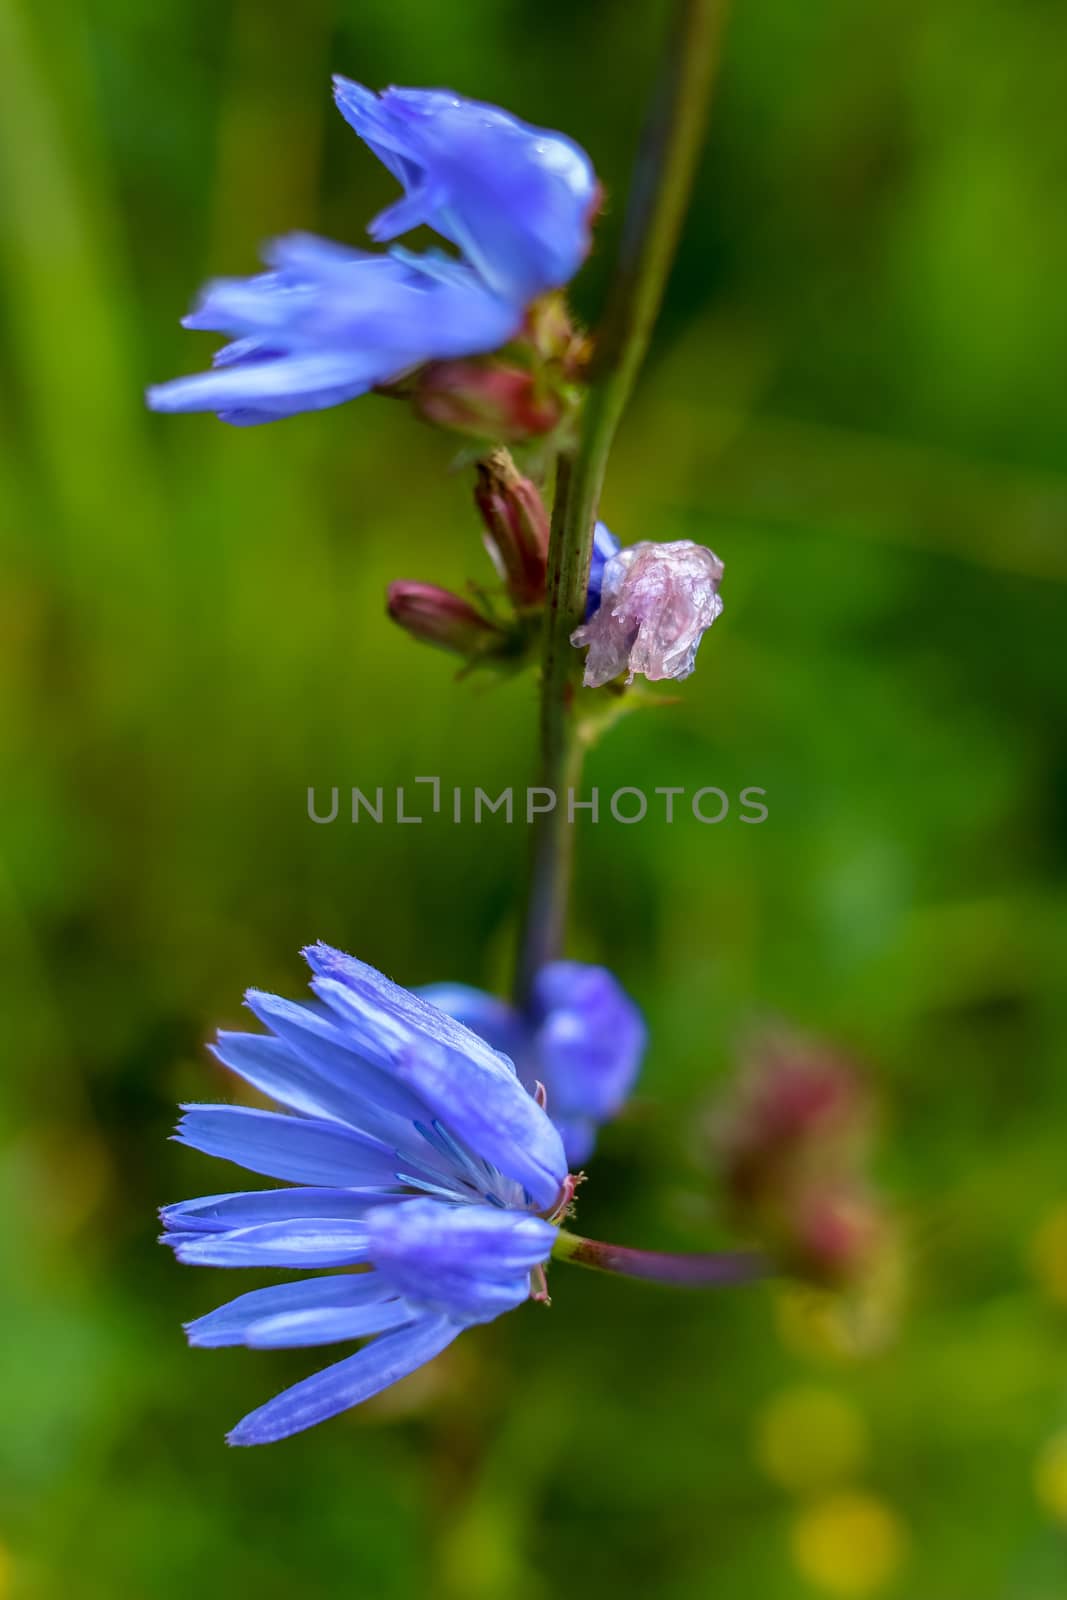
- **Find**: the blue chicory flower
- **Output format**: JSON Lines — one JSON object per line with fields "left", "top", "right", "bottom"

{"left": 146, "top": 235, "right": 520, "bottom": 424}
{"left": 334, "top": 78, "right": 599, "bottom": 305}
{"left": 420, "top": 961, "right": 646, "bottom": 1166}
{"left": 161, "top": 943, "right": 571, "bottom": 1444}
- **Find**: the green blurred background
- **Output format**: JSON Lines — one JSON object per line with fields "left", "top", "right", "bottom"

{"left": 2, "top": 0, "right": 1067, "bottom": 1594}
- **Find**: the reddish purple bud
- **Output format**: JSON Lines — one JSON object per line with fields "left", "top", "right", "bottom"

{"left": 792, "top": 1184, "right": 888, "bottom": 1288}
{"left": 386, "top": 581, "right": 504, "bottom": 659}
{"left": 473, "top": 449, "right": 551, "bottom": 607}
{"left": 413, "top": 358, "right": 564, "bottom": 443}
{"left": 712, "top": 1033, "right": 893, "bottom": 1290}
{"left": 411, "top": 296, "right": 587, "bottom": 444}
{"left": 718, "top": 1039, "right": 872, "bottom": 1202}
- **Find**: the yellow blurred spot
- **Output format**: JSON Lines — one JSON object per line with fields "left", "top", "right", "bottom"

{"left": 755, "top": 1387, "right": 868, "bottom": 1493}
{"left": 774, "top": 1286, "right": 841, "bottom": 1361}
{"left": 1030, "top": 1207, "right": 1067, "bottom": 1307}
{"left": 791, "top": 1491, "right": 907, "bottom": 1598}
{"left": 0, "top": 1541, "right": 11, "bottom": 1599}
{"left": 438, "top": 1501, "right": 528, "bottom": 1600}
{"left": 1034, "top": 1431, "right": 1067, "bottom": 1524}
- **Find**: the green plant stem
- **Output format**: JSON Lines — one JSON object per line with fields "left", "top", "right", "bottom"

{"left": 515, "top": 0, "right": 732, "bottom": 1005}
{"left": 552, "top": 1228, "right": 767, "bottom": 1288}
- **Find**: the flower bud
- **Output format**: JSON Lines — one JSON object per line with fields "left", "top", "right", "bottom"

{"left": 712, "top": 1033, "right": 893, "bottom": 1291}
{"left": 412, "top": 357, "right": 565, "bottom": 443}
{"left": 718, "top": 1039, "right": 872, "bottom": 1203}
{"left": 571, "top": 539, "right": 724, "bottom": 688}
{"left": 791, "top": 1184, "right": 888, "bottom": 1288}
{"left": 473, "top": 449, "right": 551, "bottom": 607}
{"left": 410, "top": 298, "right": 587, "bottom": 445}
{"left": 386, "top": 581, "right": 504, "bottom": 660}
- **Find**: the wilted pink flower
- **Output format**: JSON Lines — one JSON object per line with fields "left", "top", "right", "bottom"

{"left": 570, "top": 540, "right": 724, "bottom": 689}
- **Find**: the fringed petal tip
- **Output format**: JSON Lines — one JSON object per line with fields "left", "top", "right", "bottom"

{"left": 331, "top": 73, "right": 375, "bottom": 110}
{"left": 300, "top": 939, "right": 338, "bottom": 972}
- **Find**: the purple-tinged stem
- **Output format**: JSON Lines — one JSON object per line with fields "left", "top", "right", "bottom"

{"left": 552, "top": 1228, "right": 767, "bottom": 1288}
